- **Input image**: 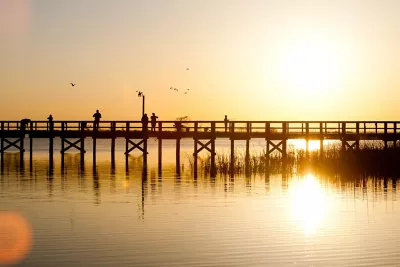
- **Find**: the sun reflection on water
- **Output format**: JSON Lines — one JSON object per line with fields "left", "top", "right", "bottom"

{"left": 289, "top": 174, "right": 329, "bottom": 236}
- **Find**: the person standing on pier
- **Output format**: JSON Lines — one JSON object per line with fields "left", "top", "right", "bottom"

{"left": 224, "top": 115, "right": 229, "bottom": 132}
{"left": 93, "top": 110, "right": 102, "bottom": 131}
{"left": 150, "top": 113, "right": 158, "bottom": 132}
{"left": 47, "top": 114, "right": 53, "bottom": 131}
{"left": 141, "top": 113, "right": 149, "bottom": 132}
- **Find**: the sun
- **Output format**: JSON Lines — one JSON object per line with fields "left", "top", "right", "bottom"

{"left": 279, "top": 38, "right": 343, "bottom": 95}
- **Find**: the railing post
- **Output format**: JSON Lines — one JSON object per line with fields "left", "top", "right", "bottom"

{"left": 194, "top": 122, "right": 198, "bottom": 133}
{"left": 265, "top": 122, "right": 270, "bottom": 135}
{"left": 158, "top": 121, "right": 162, "bottom": 133}
{"left": 211, "top": 122, "right": 216, "bottom": 134}
{"left": 231, "top": 122, "right": 235, "bottom": 133}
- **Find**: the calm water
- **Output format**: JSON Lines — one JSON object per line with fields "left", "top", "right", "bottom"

{"left": 1, "top": 139, "right": 400, "bottom": 266}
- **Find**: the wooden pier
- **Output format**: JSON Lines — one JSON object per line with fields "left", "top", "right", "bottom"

{"left": 0, "top": 120, "right": 399, "bottom": 175}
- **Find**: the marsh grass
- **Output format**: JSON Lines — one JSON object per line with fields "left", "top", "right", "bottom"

{"left": 186, "top": 141, "right": 400, "bottom": 177}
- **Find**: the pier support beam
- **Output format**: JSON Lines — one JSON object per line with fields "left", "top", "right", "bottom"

{"left": 158, "top": 138, "right": 162, "bottom": 169}
{"left": 176, "top": 138, "right": 180, "bottom": 173}
{"left": 305, "top": 139, "right": 309, "bottom": 157}
{"left": 320, "top": 139, "right": 324, "bottom": 158}
{"left": 342, "top": 140, "right": 360, "bottom": 152}
{"left": 49, "top": 137, "right": 54, "bottom": 164}
{"left": 110, "top": 122, "right": 116, "bottom": 166}
{"left": 125, "top": 125, "right": 148, "bottom": 169}
{"left": 158, "top": 122, "right": 162, "bottom": 174}
{"left": 319, "top": 122, "right": 324, "bottom": 158}
{"left": 230, "top": 139, "right": 234, "bottom": 176}
{"left": 0, "top": 137, "right": 3, "bottom": 169}
{"left": 125, "top": 139, "right": 148, "bottom": 157}
{"left": 193, "top": 139, "right": 216, "bottom": 176}
{"left": 194, "top": 139, "right": 198, "bottom": 175}
{"left": 49, "top": 121, "right": 54, "bottom": 165}
{"left": 60, "top": 138, "right": 86, "bottom": 154}
{"left": 0, "top": 138, "right": 25, "bottom": 154}
{"left": 305, "top": 122, "right": 309, "bottom": 157}
{"left": 93, "top": 136, "right": 97, "bottom": 164}
{"left": 266, "top": 140, "right": 286, "bottom": 157}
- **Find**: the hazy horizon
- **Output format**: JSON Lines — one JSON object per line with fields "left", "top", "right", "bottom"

{"left": 1, "top": 0, "right": 399, "bottom": 121}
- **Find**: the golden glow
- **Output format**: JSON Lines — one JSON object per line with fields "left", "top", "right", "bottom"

{"left": 279, "top": 38, "right": 344, "bottom": 96}
{"left": 290, "top": 140, "right": 321, "bottom": 151}
{"left": 289, "top": 174, "right": 327, "bottom": 236}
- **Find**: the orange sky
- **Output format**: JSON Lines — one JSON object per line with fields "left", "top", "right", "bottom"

{"left": 0, "top": 0, "right": 399, "bottom": 121}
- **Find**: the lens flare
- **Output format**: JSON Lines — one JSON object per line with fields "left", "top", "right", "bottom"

{"left": 0, "top": 212, "right": 32, "bottom": 265}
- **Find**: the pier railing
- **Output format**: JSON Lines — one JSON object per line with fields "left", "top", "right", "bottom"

{"left": 0, "top": 121, "right": 399, "bottom": 135}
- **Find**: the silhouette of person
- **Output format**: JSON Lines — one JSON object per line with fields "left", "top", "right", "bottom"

{"left": 150, "top": 113, "right": 158, "bottom": 132}
{"left": 93, "top": 110, "right": 102, "bottom": 131}
{"left": 224, "top": 115, "right": 229, "bottom": 132}
{"left": 20, "top": 118, "right": 31, "bottom": 132}
{"left": 141, "top": 113, "right": 149, "bottom": 132}
{"left": 47, "top": 114, "right": 54, "bottom": 131}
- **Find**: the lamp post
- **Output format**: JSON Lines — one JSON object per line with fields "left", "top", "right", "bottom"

{"left": 137, "top": 91, "right": 145, "bottom": 117}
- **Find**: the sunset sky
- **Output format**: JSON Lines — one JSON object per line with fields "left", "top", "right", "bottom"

{"left": 0, "top": 0, "right": 399, "bottom": 121}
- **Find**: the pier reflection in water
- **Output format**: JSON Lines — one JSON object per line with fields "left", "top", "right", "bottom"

{"left": 1, "top": 148, "right": 400, "bottom": 267}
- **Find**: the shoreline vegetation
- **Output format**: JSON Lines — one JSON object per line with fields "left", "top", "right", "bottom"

{"left": 186, "top": 141, "right": 400, "bottom": 177}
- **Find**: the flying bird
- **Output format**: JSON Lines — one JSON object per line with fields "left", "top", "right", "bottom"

{"left": 70, "top": 83, "right": 76, "bottom": 87}
{"left": 170, "top": 87, "right": 173, "bottom": 90}
{"left": 186, "top": 88, "right": 190, "bottom": 91}
{"left": 186, "top": 68, "right": 189, "bottom": 71}
{"left": 185, "top": 92, "right": 187, "bottom": 94}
